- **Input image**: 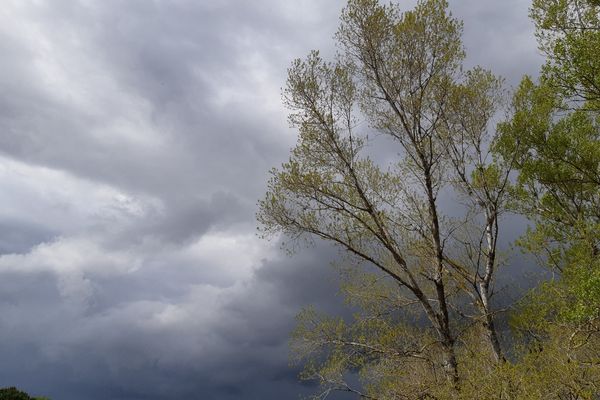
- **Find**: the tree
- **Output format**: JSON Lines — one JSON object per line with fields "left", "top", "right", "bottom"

{"left": 530, "top": 0, "right": 600, "bottom": 107}
{"left": 0, "top": 387, "right": 49, "bottom": 400}
{"left": 494, "top": 0, "right": 600, "bottom": 397}
{"left": 258, "top": 0, "right": 514, "bottom": 396}
{"left": 497, "top": 0, "right": 600, "bottom": 332}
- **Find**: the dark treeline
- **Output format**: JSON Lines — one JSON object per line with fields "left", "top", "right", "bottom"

{"left": 0, "top": 387, "right": 49, "bottom": 400}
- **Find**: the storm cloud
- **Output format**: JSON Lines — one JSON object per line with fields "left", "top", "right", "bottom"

{"left": 0, "top": 1, "right": 541, "bottom": 399}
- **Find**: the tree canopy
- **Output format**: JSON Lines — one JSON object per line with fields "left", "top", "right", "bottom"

{"left": 258, "top": 0, "right": 600, "bottom": 398}
{"left": 0, "top": 387, "right": 49, "bottom": 400}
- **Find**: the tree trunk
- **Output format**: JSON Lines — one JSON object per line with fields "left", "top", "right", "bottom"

{"left": 479, "top": 209, "right": 505, "bottom": 363}
{"left": 441, "top": 326, "right": 460, "bottom": 386}
{"left": 423, "top": 164, "right": 460, "bottom": 384}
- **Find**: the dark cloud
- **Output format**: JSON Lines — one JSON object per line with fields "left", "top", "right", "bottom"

{"left": 0, "top": 242, "right": 346, "bottom": 400}
{"left": 0, "top": 1, "right": 543, "bottom": 399}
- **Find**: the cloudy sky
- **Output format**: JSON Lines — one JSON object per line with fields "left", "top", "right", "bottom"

{"left": 0, "top": 1, "right": 543, "bottom": 399}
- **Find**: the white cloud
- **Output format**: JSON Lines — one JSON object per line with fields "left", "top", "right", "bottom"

{"left": 0, "top": 155, "right": 160, "bottom": 234}
{"left": 1, "top": 1, "right": 167, "bottom": 151}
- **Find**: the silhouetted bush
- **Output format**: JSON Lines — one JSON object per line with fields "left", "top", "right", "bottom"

{"left": 0, "top": 387, "right": 48, "bottom": 400}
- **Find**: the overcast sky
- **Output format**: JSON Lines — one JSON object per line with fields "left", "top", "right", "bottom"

{"left": 0, "top": 1, "right": 542, "bottom": 399}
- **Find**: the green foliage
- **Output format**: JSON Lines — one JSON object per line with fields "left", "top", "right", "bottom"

{"left": 531, "top": 0, "right": 600, "bottom": 107}
{"left": 494, "top": 0, "right": 600, "bottom": 397}
{"left": 260, "top": 0, "right": 600, "bottom": 397}
{"left": 259, "top": 0, "right": 518, "bottom": 397}
{"left": 0, "top": 387, "right": 49, "bottom": 400}
{"left": 457, "top": 329, "right": 600, "bottom": 399}
{"left": 496, "top": 0, "right": 600, "bottom": 326}
{"left": 291, "top": 301, "right": 453, "bottom": 399}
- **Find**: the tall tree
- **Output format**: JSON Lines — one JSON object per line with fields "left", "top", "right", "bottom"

{"left": 496, "top": 0, "right": 600, "bottom": 329}
{"left": 495, "top": 0, "right": 600, "bottom": 397}
{"left": 258, "top": 0, "right": 512, "bottom": 396}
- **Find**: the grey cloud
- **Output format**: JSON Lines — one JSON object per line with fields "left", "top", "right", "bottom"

{"left": 0, "top": 0, "right": 343, "bottom": 203}
{"left": 0, "top": 219, "right": 56, "bottom": 255}
{"left": 0, "top": 1, "right": 544, "bottom": 399}
{"left": 0, "top": 241, "right": 347, "bottom": 400}
{"left": 451, "top": 0, "right": 543, "bottom": 85}
{"left": 111, "top": 191, "right": 248, "bottom": 247}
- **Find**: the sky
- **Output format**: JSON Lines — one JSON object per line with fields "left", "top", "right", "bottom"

{"left": 0, "top": 1, "right": 543, "bottom": 399}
